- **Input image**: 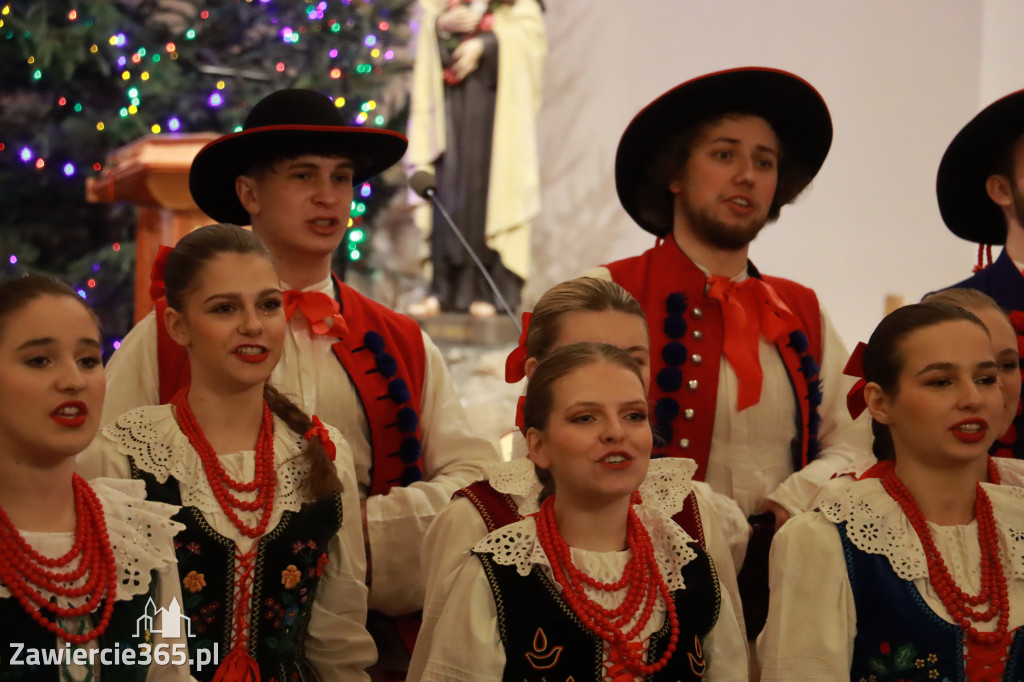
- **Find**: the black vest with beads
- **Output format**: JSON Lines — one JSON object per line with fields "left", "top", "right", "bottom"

{"left": 131, "top": 459, "right": 343, "bottom": 682}
{"left": 0, "top": 575, "right": 156, "bottom": 681}
{"left": 474, "top": 542, "right": 720, "bottom": 682}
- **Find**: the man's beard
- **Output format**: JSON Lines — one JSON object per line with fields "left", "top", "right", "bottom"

{"left": 676, "top": 196, "right": 768, "bottom": 251}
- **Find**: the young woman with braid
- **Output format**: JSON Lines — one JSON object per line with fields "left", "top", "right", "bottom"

{"left": 78, "top": 224, "right": 373, "bottom": 681}
{"left": 0, "top": 276, "right": 187, "bottom": 680}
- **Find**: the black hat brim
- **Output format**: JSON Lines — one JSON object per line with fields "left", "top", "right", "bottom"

{"left": 936, "top": 90, "right": 1024, "bottom": 245}
{"left": 189, "top": 125, "right": 408, "bottom": 226}
{"left": 615, "top": 67, "right": 833, "bottom": 236}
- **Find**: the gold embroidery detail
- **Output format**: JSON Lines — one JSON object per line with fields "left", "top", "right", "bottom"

{"left": 525, "top": 627, "right": 564, "bottom": 670}
{"left": 688, "top": 635, "right": 706, "bottom": 677}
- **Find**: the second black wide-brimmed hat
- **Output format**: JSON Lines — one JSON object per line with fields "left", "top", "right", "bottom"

{"left": 936, "top": 89, "right": 1024, "bottom": 245}
{"left": 615, "top": 67, "right": 833, "bottom": 237}
{"left": 189, "top": 89, "right": 408, "bottom": 225}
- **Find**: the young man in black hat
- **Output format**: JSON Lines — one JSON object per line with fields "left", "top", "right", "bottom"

{"left": 589, "top": 67, "right": 868, "bottom": 637}
{"left": 100, "top": 89, "right": 499, "bottom": 668}
{"left": 933, "top": 89, "right": 1024, "bottom": 459}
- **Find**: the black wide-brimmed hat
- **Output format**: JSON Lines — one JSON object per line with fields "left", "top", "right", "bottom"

{"left": 936, "top": 89, "right": 1024, "bottom": 245}
{"left": 615, "top": 67, "right": 833, "bottom": 236}
{"left": 189, "top": 89, "right": 408, "bottom": 225}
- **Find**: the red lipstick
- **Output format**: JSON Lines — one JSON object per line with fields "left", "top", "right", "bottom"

{"left": 950, "top": 418, "right": 988, "bottom": 444}
{"left": 51, "top": 401, "right": 87, "bottom": 428}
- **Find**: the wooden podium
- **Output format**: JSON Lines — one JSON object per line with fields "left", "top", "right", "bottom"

{"left": 85, "top": 133, "right": 222, "bottom": 322}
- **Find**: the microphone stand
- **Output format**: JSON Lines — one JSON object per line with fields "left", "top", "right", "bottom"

{"left": 422, "top": 190, "right": 522, "bottom": 334}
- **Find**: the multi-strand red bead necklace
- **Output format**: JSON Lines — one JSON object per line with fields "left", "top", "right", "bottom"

{"left": 172, "top": 391, "right": 277, "bottom": 539}
{"left": 535, "top": 493, "right": 679, "bottom": 678}
{"left": 881, "top": 469, "right": 1011, "bottom": 678}
{"left": 173, "top": 391, "right": 278, "bottom": 681}
{"left": 0, "top": 473, "right": 118, "bottom": 644}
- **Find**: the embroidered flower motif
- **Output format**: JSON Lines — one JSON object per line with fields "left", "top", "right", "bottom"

{"left": 281, "top": 564, "right": 302, "bottom": 589}
{"left": 928, "top": 670, "right": 939, "bottom": 679}
{"left": 316, "top": 552, "right": 329, "bottom": 577}
{"left": 284, "top": 604, "right": 299, "bottom": 627}
{"left": 182, "top": 571, "right": 206, "bottom": 593}
{"left": 292, "top": 541, "right": 304, "bottom": 554}
{"left": 186, "top": 542, "right": 201, "bottom": 555}
{"left": 915, "top": 658, "right": 925, "bottom": 668}
{"left": 926, "top": 653, "right": 937, "bottom": 663}
{"left": 879, "top": 642, "right": 890, "bottom": 654}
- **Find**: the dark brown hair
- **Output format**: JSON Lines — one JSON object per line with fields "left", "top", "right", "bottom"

{"left": 637, "top": 112, "right": 813, "bottom": 236}
{"left": 523, "top": 342, "right": 647, "bottom": 501}
{"left": 526, "top": 278, "right": 647, "bottom": 363}
{"left": 923, "top": 287, "right": 1008, "bottom": 319}
{"left": 0, "top": 276, "right": 98, "bottom": 339}
{"left": 863, "top": 302, "right": 987, "bottom": 460}
{"left": 165, "top": 223, "right": 342, "bottom": 499}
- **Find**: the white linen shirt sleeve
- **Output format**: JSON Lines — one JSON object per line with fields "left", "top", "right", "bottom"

{"left": 413, "top": 554, "right": 505, "bottom": 682}
{"left": 757, "top": 511, "right": 855, "bottom": 681}
{"left": 101, "top": 311, "right": 162, "bottom": 427}
{"left": 365, "top": 331, "right": 499, "bottom": 614}
{"left": 408, "top": 497, "right": 491, "bottom": 678}
{"left": 764, "top": 307, "right": 873, "bottom": 516}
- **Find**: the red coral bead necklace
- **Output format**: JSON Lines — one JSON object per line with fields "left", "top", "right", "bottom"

{"left": 881, "top": 468, "right": 1010, "bottom": 676}
{"left": 0, "top": 473, "right": 118, "bottom": 644}
{"left": 172, "top": 389, "right": 276, "bottom": 539}
{"left": 535, "top": 493, "right": 679, "bottom": 677}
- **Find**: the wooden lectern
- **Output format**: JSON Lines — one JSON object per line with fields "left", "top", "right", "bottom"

{"left": 85, "top": 133, "right": 223, "bottom": 322}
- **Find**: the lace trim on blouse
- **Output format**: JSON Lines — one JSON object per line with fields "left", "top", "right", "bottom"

{"left": 103, "top": 404, "right": 327, "bottom": 519}
{"left": 0, "top": 477, "right": 183, "bottom": 602}
{"left": 816, "top": 477, "right": 1024, "bottom": 582}
{"left": 486, "top": 456, "right": 698, "bottom": 518}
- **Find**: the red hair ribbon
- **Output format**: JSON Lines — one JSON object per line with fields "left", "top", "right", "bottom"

{"left": 149, "top": 245, "right": 174, "bottom": 302}
{"left": 304, "top": 416, "right": 337, "bottom": 461}
{"left": 514, "top": 395, "right": 526, "bottom": 432}
{"left": 843, "top": 341, "right": 868, "bottom": 419}
{"left": 284, "top": 291, "right": 349, "bottom": 338}
{"left": 504, "top": 311, "right": 532, "bottom": 383}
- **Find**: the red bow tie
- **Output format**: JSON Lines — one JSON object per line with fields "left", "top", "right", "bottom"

{"left": 283, "top": 290, "right": 349, "bottom": 338}
{"left": 706, "top": 275, "right": 800, "bottom": 411}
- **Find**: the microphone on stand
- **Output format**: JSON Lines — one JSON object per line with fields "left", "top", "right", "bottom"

{"left": 409, "top": 170, "right": 521, "bottom": 333}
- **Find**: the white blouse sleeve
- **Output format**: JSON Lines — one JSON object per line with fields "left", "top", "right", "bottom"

{"left": 766, "top": 307, "right": 873, "bottom": 516}
{"left": 408, "top": 497, "right": 491, "bottom": 678}
{"left": 101, "top": 311, "right": 162, "bottom": 427}
{"left": 758, "top": 511, "right": 855, "bottom": 681}
{"left": 412, "top": 554, "right": 505, "bottom": 682}
{"left": 304, "top": 531, "right": 376, "bottom": 681}
{"left": 691, "top": 482, "right": 748, "bottom": 642}
{"left": 365, "top": 331, "right": 498, "bottom": 615}
{"left": 702, "top": 575, "right": 750, "bottom": 682}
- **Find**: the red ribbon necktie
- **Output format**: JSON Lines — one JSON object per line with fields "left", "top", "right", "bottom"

{"left": 304, "top": 415, "right": 337, "bottom": 461}
{"left": 843, "top": 341, "right": 869, "bottom": 419}
{"left": 504, "top": 311, "right": 532, "bottom": 383}
{"left": 283, "top": 290, "right": 349, "bottom": 338}
{"left": 706, "top": 275, "right": 800, "bottom": 411}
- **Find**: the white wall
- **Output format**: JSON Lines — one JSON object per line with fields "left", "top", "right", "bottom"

{"left": 527, "top": 1, "right": 1023, "bottom": 348}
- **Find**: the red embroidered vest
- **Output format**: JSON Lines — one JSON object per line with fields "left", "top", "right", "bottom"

{"left": 606, "top": 239, "right": 824, "bottom": 480}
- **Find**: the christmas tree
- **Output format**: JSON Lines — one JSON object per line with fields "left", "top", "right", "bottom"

{"left": 0, "top": 0, "right": 414, "bottom": 354}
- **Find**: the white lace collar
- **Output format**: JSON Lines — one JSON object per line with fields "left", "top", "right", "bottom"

{"left": 816, "top": 477, "right": 1024, "bottom": 582}
{"left": 0, "top": 478, "right": 183, "bottom": 602}
{"left": 102, "top": 404, "right": 326, "bottom": 518}
{"left": 486, "top": 456, "right": 698, "bottom": 517}
{"left": 474, "top": 458, "right": 701, "bottom": 593}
